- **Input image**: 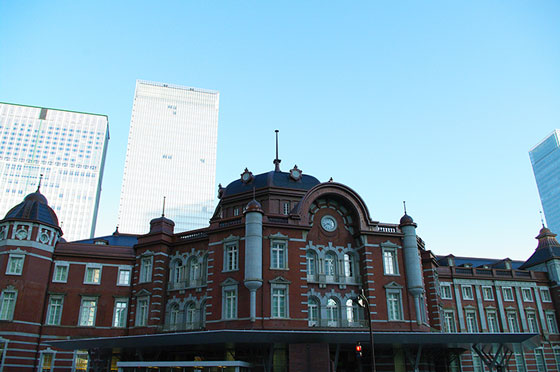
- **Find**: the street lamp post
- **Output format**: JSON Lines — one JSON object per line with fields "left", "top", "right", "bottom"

{"left": 356, "top": 289, "right": 376, "bottom": 372}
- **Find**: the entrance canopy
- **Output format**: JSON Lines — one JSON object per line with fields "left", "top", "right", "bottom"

{"left": 47, "top": 330, "right": 539, "bottom": 351}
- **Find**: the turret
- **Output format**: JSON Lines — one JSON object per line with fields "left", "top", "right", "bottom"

{"left": 244, "top": 198, "right": 264, "bottom": 322}
{"left": 399, "top": 212, "right": 424, "bottom": 325}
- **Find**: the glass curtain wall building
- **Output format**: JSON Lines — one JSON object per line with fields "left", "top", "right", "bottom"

{"left": 530, "top": 129, "right": 560, "bottom": 235}
{"left": 0, "top": 102, "right": 109, "bottom": 241}
{"left": 118, "top": 80, "right": 219, "bottom": 234}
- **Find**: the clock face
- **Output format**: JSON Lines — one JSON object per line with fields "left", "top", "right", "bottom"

{"left": 242, "top": 172, "right": 250, "bottom": 181}
{"left": 321, "top": 215, "right": 337, "bottom": 232}
{"left": 40, "top": 233, "right": 50, "bottom": 244}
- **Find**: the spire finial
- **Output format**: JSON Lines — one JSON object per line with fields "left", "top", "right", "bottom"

{"left": 162, "top": 196, "right": 166, "bottom": 217}
{"left": 273, "top": 129, "right": 281, "bottom": 172}
{"left": 37, "top": 174, "right": 43, "bottom": 191}
{"left": 540, "top": 211, "right": 545, "bottom": 228}
{"left": 403, "top": 201, "right": 407, "bottom": 215}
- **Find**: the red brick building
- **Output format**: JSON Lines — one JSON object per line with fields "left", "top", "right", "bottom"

{"left": 0, "top": 162, "right": 557, "bottom": 371}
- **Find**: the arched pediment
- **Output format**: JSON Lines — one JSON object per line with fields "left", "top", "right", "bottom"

{"left": 296, "top": 182, "right": 374, "bottom": 232}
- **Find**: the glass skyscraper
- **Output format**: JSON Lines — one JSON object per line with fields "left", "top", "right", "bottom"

{"left": 0, "top": 102, "right": 109, "bottom": 241}
{"left": 530, "top": 129, "right": 560, "bottom": 234}
{"left": 118, "top": 80, "right": 219, "bottom": 234}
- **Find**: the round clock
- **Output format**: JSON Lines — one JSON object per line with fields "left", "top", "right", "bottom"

{"left": 15, "top": 229, "right": 28, "bottom": 240}
{"left": 320, "top": 215, "right": 337, "bottom": 232}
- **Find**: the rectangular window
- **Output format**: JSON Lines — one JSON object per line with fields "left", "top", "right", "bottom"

{"left": 522, "top": 288, "right": 533, "bottom": 302}
{"left": 387, "top": 291, "right": 403, "bottom": 321}
{"left": 117, "top": 267, "right": 131, "bottom": 286}
{"left": 508, "top": 312, "right": 520, "bottom": 332}
{"left": 6, "top": 254, "right": 24, "bottom": 275}
{"left": 84, "top": 265, "right": 101, "bottom": 284}
{"left": 383, "top": 249, "right": 398, "bottom": 275}
{"left": 541, "top": 288, "right": 552, "bottom": 302}
{"left": 462, "top": 285, "right": 474, "bottom": 300}
{"left": 547, "top": 312, "right": 559, "bottom": 333}
{"left": 443, "top": 310, "right": 456, "bottom": 332}
{"left": 0, "top": 290, "right": 16, "bottom": 320}
{"left": 534, "top": 348, "right": 546, "bottom": 372}
{"left": 140, "top": 257, "right": 153, "bottom": 283}
{"left": 224, "top": 243, "right": 238, "bottom": 272}
{"left": 41, "top": 352, "right": 54, "bottom": 371}
{"left": 272, "top": 288, "right": 287, "bottom": 318}
{"left": 487, "top": 311, "right": 499, "bottom": 332}
{"left": 271, "top": 241, "right": 287, "bottom": 269}
{"left": 136, "top": 297, "right": 149, "bottom": 326}
{"left": 53, "top": 263, "right": 69, "bottom": 283}
{"left": 441, "top": 283, "right": 453, "bottom": 299}
{"left": 527, "top": 312, "right": 539, "bottom": 333}
{"left": 74, "top": 350, "right": 88, "bottom": 371}
{"left": 79, "top": 298, "right": 97, "bottom": 326}
{"left": 502, "top": 287, "right": 514, "bottom": 301}
{"left": 515, "top": 352, "right": 527, "bottom": 372}
{"left": 482, "top": 286, "right": 494, "bottom": 301}
{"left": 465, "top": 311, "right": 478, "bottom": 333}
{"left": 224, "top": 289, "right": 237, "bottom": 320}
{"left": 46, "top": 296, "right": 63, "bottom": 325}
{"left": 283, "top": 202, "right": 290, "bottom": 215}
{"left": 112, "top": 299, "right": 128, "bottom": 328}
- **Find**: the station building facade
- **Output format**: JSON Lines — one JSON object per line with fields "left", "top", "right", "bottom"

{"left": 0, "top": 161, "right": 558, "bottom": 371}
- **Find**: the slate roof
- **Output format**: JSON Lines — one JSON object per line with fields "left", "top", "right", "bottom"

{"left": 519, "top": 227, "right": 560, "bottom": 269}
{"left": 2, "top": 189, "right": 60, "bottom": 229}
{"left": 222, "top": 170, "right": 320, "bottom": 198}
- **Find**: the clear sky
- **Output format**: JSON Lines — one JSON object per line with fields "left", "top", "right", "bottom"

{"left": 1, "top": 1, "right": 559, "bottom": 260}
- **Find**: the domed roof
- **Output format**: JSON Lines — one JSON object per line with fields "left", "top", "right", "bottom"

{"left": 2, "top": 188, "right": 60, "bottom": 228}
{"left": 399, "top": 213, "right": 414, "bottom": 226}
{"left": 245, "top": 199, "right": 263, "bottom": 214}
{"left": 222, "top": 170, "right": 320, "bottom": 198}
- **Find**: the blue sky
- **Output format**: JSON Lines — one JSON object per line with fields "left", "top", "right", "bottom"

{"left": 1, "top": 1, "right": 559, "bottom": 259}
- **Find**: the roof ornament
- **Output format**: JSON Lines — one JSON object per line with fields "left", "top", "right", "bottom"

{"left": 289, "top": 165, "right": 302, "bottom": 181}
{"left": 273, "top": 129, "right": 281, "bottom": 172}
{"left": 540, "top": 210, "right": 545, "bottom": 228}
{"left": 162, "top": 196, "right": 166, "bottom": 217}
{"left": 328, "top": 177, "right": 333, "bottom": 182}
{"left": 403, "top": 201, "right": 407, "bottom": 215}
{"left": 37, "top": 173, "right": 43, "bottom": 191}
{"left": 241, "top": 168, "right": 254, "bottom": 184}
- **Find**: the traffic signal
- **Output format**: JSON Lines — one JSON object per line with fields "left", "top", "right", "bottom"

{"left": 355, "top": 342, "right": 362, "bottom": 358}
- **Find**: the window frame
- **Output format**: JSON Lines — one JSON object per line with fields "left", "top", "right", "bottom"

{"left": 306, "top": 250, "right": 317, "bottom": 277}
{"left": 440, "top": 283, "right": 453, "bottom": 300}
{"left": 271, "top": 286, "right": 288, "bottom": 319}
{"left": 443, "top": 310, "right": 456, "bottom": 332}
{"left": 527, "top": 312, "right": 539, "bottom": 333}
{"left": 465, "top": 310, "right": 478, "bottom": 333}
{"left": 461, "top": 285, "right": 474, "bottom": 301}
{"left": 222, "top": 285, "right": 238, "bottom": 320}
{"left": 326, "top": 297, "right": 340, "bottom": 327}
{"left": 270, "top": 239, "right": 288, "bottom": 270}
{"left": 136, "top": 296, "right": 150, "bottom": 327}
{"left": 112, "top": 298, "right": 128, "bottom": 328}
{"left": 139, "top": 256, "right": 153, "bottom": 283}
{"left": 6, "top": 254, "right": 25, "bottom": 275}
{"left": 482, "top": 286, "right": 494, "bottom": 301}
{"left": 546, "top": 311, "right": 559, "bottom": 334}
{"left": 223, "top": 242, "right": 238, "bottom": 272}
{"left": 0, "top": 289, "right": 17, "bottom": 321}
{"left": 521, "top": 288, "right": 533, "bottom": 302}
{"left": 486, "top": 310, "right": 499, "bottom": 333}
{"left": 83, "top": 264, "right": 102, "bottom": 285}
{"left": 502, "top": 287, "right": 514, "bottom": 301}
{"left": 382, "top": 248, "right": 399, "bottom": 276}
{"left": 324, "top": 251, "right": 337, "bottom": 278}
{"left": 46, "top": 295, "right": 64, "bottom": 326}
{"left": 308, "top": 297, "right": 320, "bottom": 326}
{"left": 53, "top": 262, "right": 69, "bottom": 283}
{"left": 541, "top": 288, "right": 552, "bottom": 303}
{"left": 117, "top": 266, "right": 131, "bottom": 286}
{"left": 386, "top": 289, "right": 404, "bottom": 321}
{"left": 507, "top": 311, "right": 520, "bottom": 333}
{"left": 78, "top": 297, "right": 98, "bottom": 327}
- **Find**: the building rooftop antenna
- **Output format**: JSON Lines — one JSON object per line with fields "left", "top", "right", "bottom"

{"left": 38, "top": 173, "right": 43, "bottom": 191}
{"left": 273, "top": 130, "right": 281, "bottom": 172}
{"left": 162, "top": 196, "right": 166, "bottom": 217}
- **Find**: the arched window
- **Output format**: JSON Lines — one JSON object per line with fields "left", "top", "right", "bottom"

{"left": 171, "top": 259, "right": 185, "bottom": 287}
{"left": 168, "top": 303, "right": 180, "bottom": 330}
{"left": 327, "top": 298, "right": 339, "bottom": 327}
{"left": 188, "top": 257, "right": 200, "bottom": 286}
{"left": 344, "top": 253, "right": 355, "bottom": 278}
{"left": 346, "top": 298, "right": 360, "bottom": 326}
{"left": 306, "top": 251, "right": 317, "bottom": 276}
{"left": 325, "top": 252, "right": 336, "bottom": 278}
{"left": 308, "top": 297, "right": 320, "bottom": 326}
{"left": 186, "top": 302, "right": 196, "bottom": 329}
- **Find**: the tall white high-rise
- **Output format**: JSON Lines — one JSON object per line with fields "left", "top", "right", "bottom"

{"left": 0, "top": 102, "right": 109, "bottom": 241}
{"left": 118, "top": 80, "right": 219, "bottom": 234}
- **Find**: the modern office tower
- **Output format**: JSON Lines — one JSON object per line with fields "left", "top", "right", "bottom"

{"left": 118, "top": 80, "right": 219, "bottom": 234}
{"left": 530, "top": 129, "right": 560, "bottom": 234}
{"left": 0, "top": 102, "right": 109, "bottom": 241}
